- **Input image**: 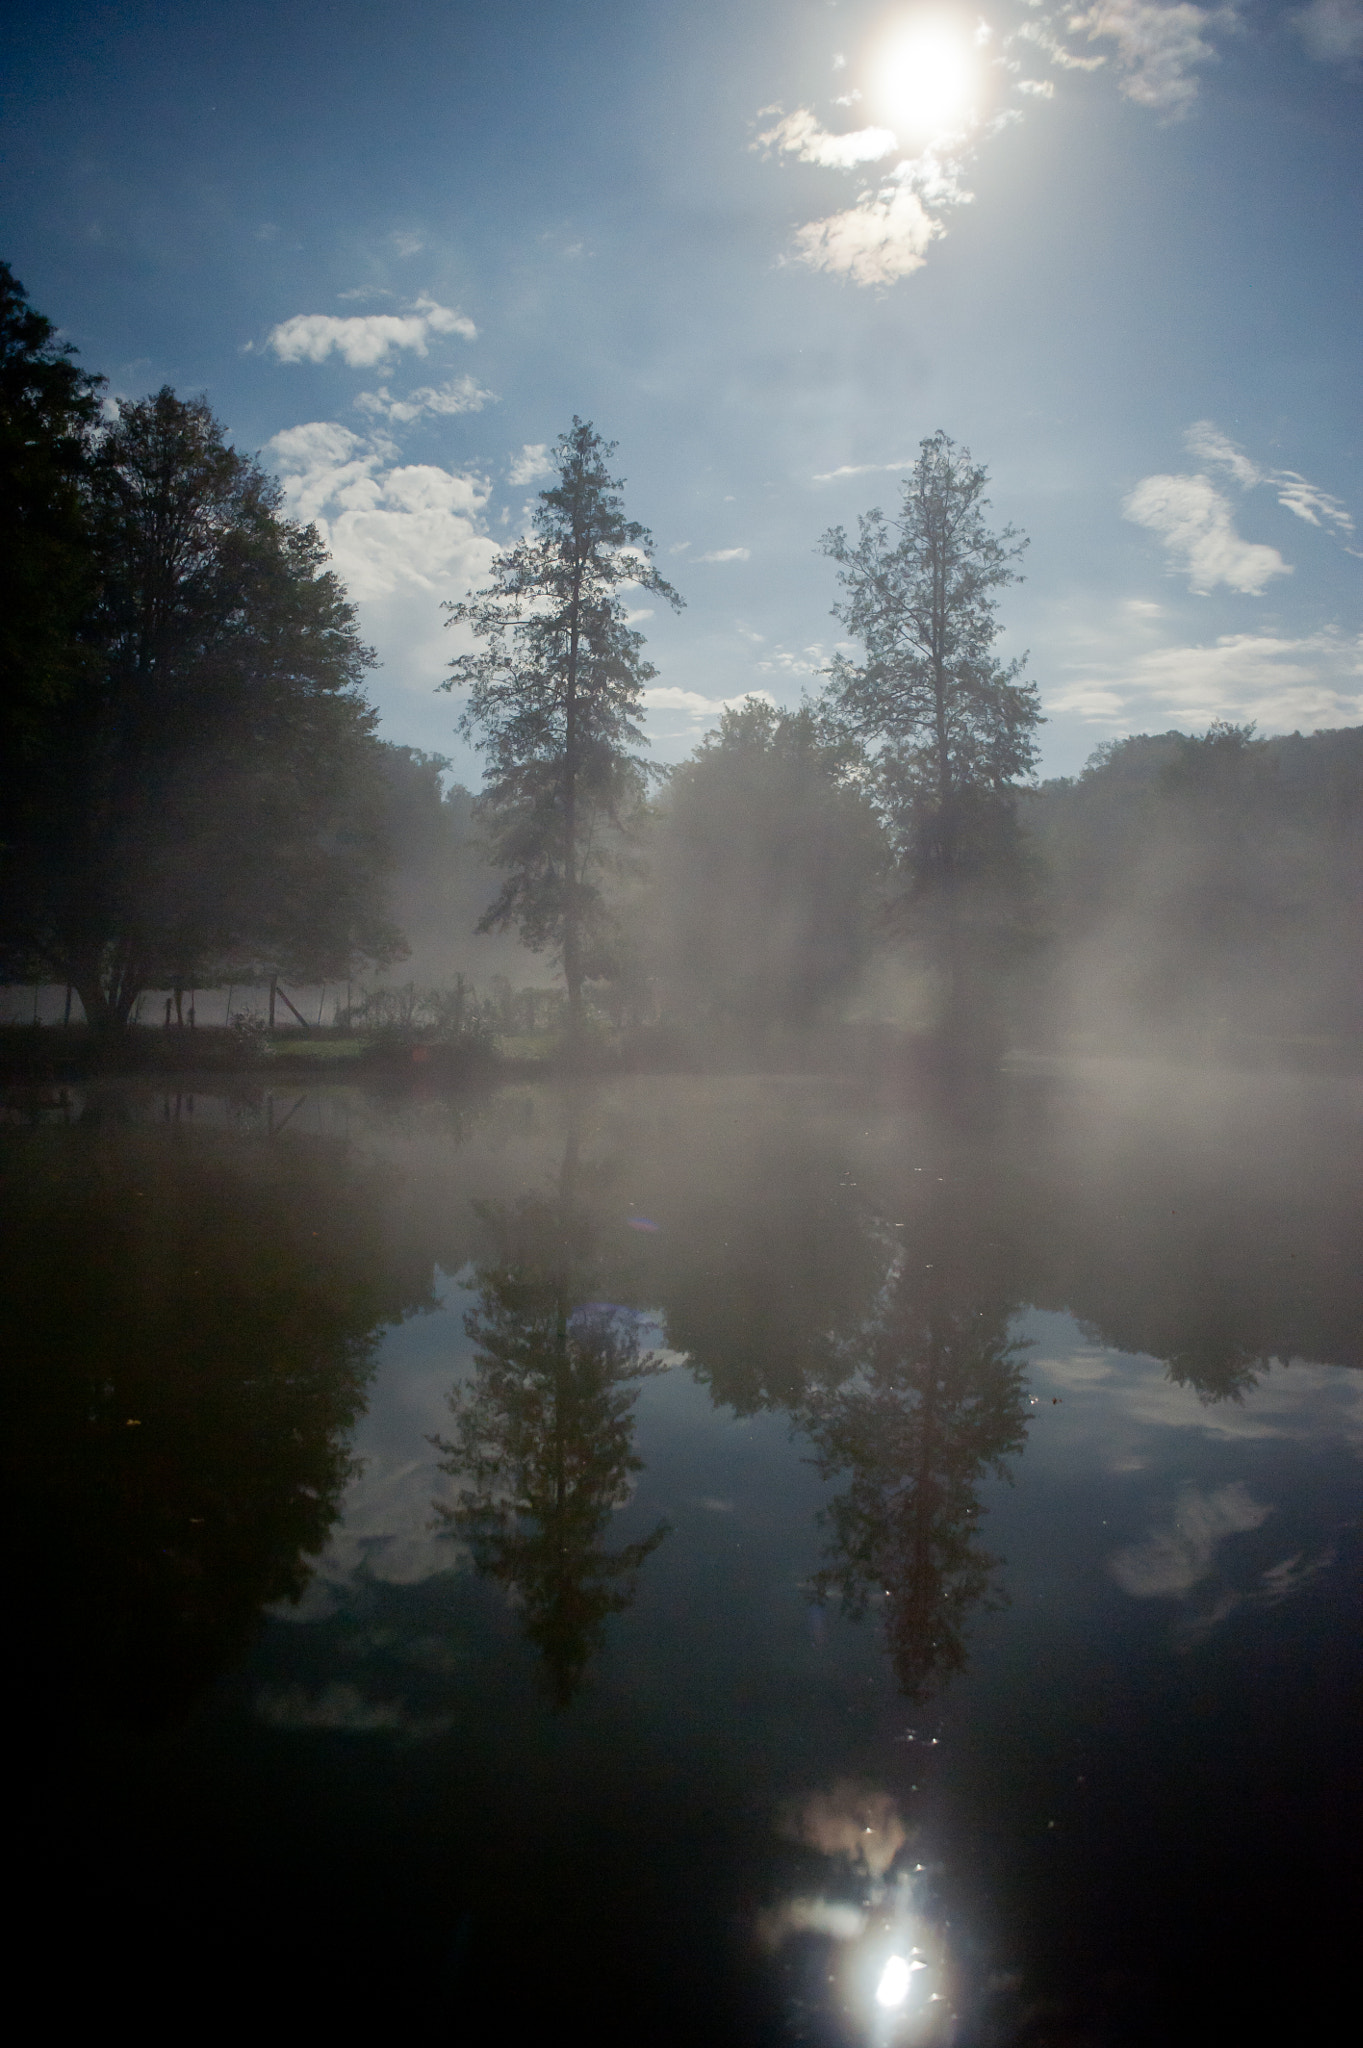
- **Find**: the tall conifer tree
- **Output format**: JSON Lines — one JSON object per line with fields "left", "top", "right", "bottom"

{"left": 443, "top": 420, "right": 681, "bottom": 1040}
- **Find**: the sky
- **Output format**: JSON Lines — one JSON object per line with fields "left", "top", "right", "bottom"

{"left": 3, "top": 0, "right": 1361, "bottom": 780}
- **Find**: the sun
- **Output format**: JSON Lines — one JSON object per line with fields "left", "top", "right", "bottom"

{"left": 872, "top": 17, "right": 979, "bottom": 142}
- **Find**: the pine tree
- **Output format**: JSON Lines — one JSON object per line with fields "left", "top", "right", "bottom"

{"left": 442, "top": 420, "right": 681, "bottom": 1041}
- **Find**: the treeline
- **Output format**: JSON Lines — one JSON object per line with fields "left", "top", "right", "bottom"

{"left": 4, "top": 259, "right": 1358, "bottom": 1060}
{"left": 1, "top": 263, "right": 401, "bottom": 1034}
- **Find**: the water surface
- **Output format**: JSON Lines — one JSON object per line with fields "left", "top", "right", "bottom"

{"left": 4, "top": 1065, "right": 1359, "bottom": 2041}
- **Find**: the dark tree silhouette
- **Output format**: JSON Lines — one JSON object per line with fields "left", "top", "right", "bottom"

{"left": 649, "top": 1109, "right": 884, "bottom": 1416}
{"left": 799, "top": 1243, "right": 1030, "bottom": 1703}
{"left": 442, "top": 420, "right": 681, "bottom": 1044}
{"left": 0, "top": 387, "right": 398, "bottom": 1030}
{"left": 433, "top": 1115, "right": 668, "bottom": 1705}
{"left": 0, "top": 1112, "right": 428, "bottom": 1729}
{"left": 0, "top": 262, "right": 103, "bottom": 773}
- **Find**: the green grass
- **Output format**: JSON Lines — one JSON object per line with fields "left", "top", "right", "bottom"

{"left": 268, "top": 1035, "right": 366, "bottom": 1061}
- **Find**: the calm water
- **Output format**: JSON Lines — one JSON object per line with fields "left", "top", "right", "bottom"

{"left": 4, "top": 1065, "right": 1360, "bottom": 2041}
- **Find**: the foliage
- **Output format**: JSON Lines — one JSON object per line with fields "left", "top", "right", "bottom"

{"left": 1019, "top": 721, "right": 1363, "bottom": 1046}
{"left": 442, "top": 419, "right": 682, "bottom": 1032}
{"left": 821, "top": 430, "right": 1042, "bottom": 891}
{"left": 799, "top": 1251, "right": 1030, "bottom": 1703}
{"left": 652, "top": 696, "right": 886, "bottom": 1034}
{"left": 433, "top": 1122, "right": 668, "bottom": 1704}
{"left": 0, "top": 385, "right": 400, "bottom": 1031}
{"left": 650, "top": 1105, "right": 885, "bottom": 1414}
{"left": 0, "top": 262, "right": 104, "bottom": 776}
{"left": 348, "top": 974, "right": 559, "bottom": 1045}
{"left": 0, "top": 1116, "right": 429, "bottom": 1726}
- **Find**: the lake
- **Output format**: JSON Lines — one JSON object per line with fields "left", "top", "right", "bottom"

{"left": 4, "top": 1062, "right": 1359, "bottom": 2041}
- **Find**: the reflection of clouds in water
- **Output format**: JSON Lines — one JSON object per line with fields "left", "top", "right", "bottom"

{"left": 255, "top": 1680, "right": 451, "bottom": 1740}
{"left": 1028, "top": 1333, "right": 1363, "bottom": 1456}
{"left": 1038, "top": 1347, "right": 1116, "bottom": 1386}
{"left": 785, "top": 1780, "right": 907, "bottom": 1879}
{"left": 273, "top": 1453, "right": 467, "bottom": 1622}
{"left": 755, "top": 1894, "right": 867, "bottom": 1952}
{"left": 1109, "top": 1482, "right": 1341, "bottom": 1639}
{"left": 1179, "top": 1543, "right": 1339, "bottom": 1642}
{"left": 1110, "top": 1482, "right": 1271, "bottom": 1597}
{"left": 271, "top": 1291, "right": 480, "bottom": 1622}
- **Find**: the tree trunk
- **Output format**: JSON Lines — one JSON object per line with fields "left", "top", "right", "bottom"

{"left": 562, "top": 553, "right": 584, "bottom": 1050}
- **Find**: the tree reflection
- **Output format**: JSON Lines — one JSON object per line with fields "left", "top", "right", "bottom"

{"left": 0, "top": 1113, "right": 426, "bottom": 1728}
{"left": 799, "top": 1237, "right": 1030, "bottom": 1704}
{"left": 434, "top": 1114, "right": 668, "bottom": 1706}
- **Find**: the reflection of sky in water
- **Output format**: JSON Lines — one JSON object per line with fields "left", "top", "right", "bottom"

{"left": 291, "top": 1286, "right": 1359, "bottom": 1641}
{"left": 278, "top": 1266, "right": 475, "bottom": 1617}
{"left": 13, "top": 1070, "right": 1357, "bottom": 2040}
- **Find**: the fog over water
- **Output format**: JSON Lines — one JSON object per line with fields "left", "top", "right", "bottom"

{"left": 4, "top": 1062, "right": 1360, "bottom": 2039}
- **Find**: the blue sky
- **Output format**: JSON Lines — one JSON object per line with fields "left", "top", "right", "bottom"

{"left": 3, "top": 0, "right": 1361, "bottom": 779}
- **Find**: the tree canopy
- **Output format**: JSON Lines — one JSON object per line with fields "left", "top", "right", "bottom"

{"left": 652, "top": 696, "right": 885, "bottom": 1036}
{"left": 0, "top": 378, "right": 399, "bottom": 1030}
{"left": 0, "top": 260, "right": 103, "bottom": 779}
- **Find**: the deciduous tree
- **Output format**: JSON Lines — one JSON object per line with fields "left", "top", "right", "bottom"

{"left": 821, "top": 430, "right": 1041, "bottom": 880}
{"left": 0, "top": 385, "right": 399, "bottom": 1031}
{"left": 0, "top": 262, "right": 102, "bottom": 784}
{"left": 653, "top": 696, "right": 885, "bottom": 1037}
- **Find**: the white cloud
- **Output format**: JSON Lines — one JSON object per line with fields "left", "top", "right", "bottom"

{"left": 1186, "top": 420, "right": 1355, "bottom": 535}
{"left": 1123, "top": 472, "right": 1290, "bottom": 593}
{"left": 355, "top": 375, "right": 495, "bottom": 423}
{"left": 1183, "top": 420, "right": 1260, "bottom": 490}
{"left": 696, "top": 546, "right": 751, "bottom": 563}
{"left": 1294, "top": 0, "right": 1363, "bottom": 62}
{"left": 508, "top": 442, "right": 556, "bottom": 486}
{"left": 755, "top": 95, "right": 974, "bottom": 288}
{"left": 1110, "top": 1483, "right": 1271, "bottom": 1598}
{"left": 789, "top": 148, "right": 972, "bottom": 287}
{"left": 755, "top": 106, "right": 899, "bottom": 168}
{"left": 812, "top": 458, "right": 915, "bottom": 482}
{"left": 643, "top": 685, "right": 775, "bottom": 721}
{"left": 1049, "top": 626, "right": 1363, "bottom": 729}
{"left": 265, "top": 419, "right": 494, "bottom": 602}
{"left": 793, "top": 176, "right": 942, "bottom": 286}
{"left": 1067, "top": 2, "right": 1233, "bottom": 116}
{"left": 1017, "top": 76, "right": 1056, "bottom": 94}
{"left": 266, "top": 296, "right": 477, "bottom": 368}
{"left": 756, "top": 643, "right": 832, "bottom": 677}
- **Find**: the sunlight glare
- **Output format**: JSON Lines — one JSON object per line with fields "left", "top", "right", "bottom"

{"left": 876, "top": 1954, "right": 912, "bottom": 2008}
{"left": 874, "top": 20, "right": 977, "bottom": 140}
